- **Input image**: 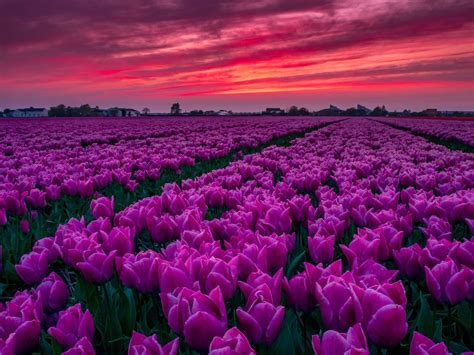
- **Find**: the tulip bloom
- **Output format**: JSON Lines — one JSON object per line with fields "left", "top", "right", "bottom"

{"left": 63, "top": 337, "right": 95, "bottom": 355}
{"left": 352, "top": 283, "right": 408, "bottom": 348}
{"left": 35, "top": 272, "right": 70, "bottom": 313}
{"left": 312, "top": 323, "right": 369, "bottom": 355}
{"left": 393, "top": 245, "right": 423, "bottom": 279}
{"left": 48, "top": 304, "right": 95, "bottom": 350}
{"left": 116, "top": 251, "right": 161, "bottom": 293}
{"left": 283, "top": 274, "right": 314, "bottom": 312}
{"left": 161, "top": 287, "right": 227, "bottom": 351}
{"left": 256, "top": 206, "right": 292, "bottom": 235}
{"left": 45, "top": 184, "right": 62, "bottom": 201}
{"left": 239, "top": 268, "right": 283, "bottom": 306}
{"left": 419, "top": 216, "right": 452, "bottom": 241}
{"left": 315, "top": 277, "right": 363, "bottom": 332}
{"left": 75, "top": 250, "right": 116, "bottom": 285}
{"left": 159, "top": 262, "right": 192, "bottom": 294}
{"left": 16, "top": 250, "right": 50, "bottom": 285}
{"left": 26, "top": 189, "right": 47, "bottom": 209}
{"left": 308, "top": 235, "right": 335, "bottom": 264}
{"left": 424, "top": 258, "right": 469, "bottom": 305}
{"left": 189, "top": 256, "right": 238, "bottom": 300}
{"left": 409, "top": 332, "right": 449, "bottom": 355}
{"left": 209, "top": 327, "right": 256, "bottom": 355}
{"left": 102, "top": 227, "right": 135, "bottom": 257}
{"left": 90, "top": 196, "right": 114, "bottom": 220}
{"left": 236, "top": 284, "right": 285, "bottom": 345}
{"left": 128, "top": 331, "right": 179, "bottom": 355}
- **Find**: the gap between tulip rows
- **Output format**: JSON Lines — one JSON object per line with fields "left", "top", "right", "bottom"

{"left": 373, "top": 119, "right": 474, "bottom": 153}
{"left": 1, "top": 119, "right": 343, "bottom": 284}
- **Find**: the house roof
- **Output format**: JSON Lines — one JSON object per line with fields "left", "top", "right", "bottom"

{"left": 16, "top": 107, "right": 47, "bottom": 112}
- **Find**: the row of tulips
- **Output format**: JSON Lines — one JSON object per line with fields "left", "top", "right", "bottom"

{"left": 0, "top": 116, "right": 338, "bottom": 228}
{"left": 3, "top": 118, "right": 474, "bottom": 353}
{"left": 373, "top": 117, "right": 474, "bottom": 148}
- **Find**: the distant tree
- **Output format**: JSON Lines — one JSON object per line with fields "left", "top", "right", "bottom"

{"left": 288, "top": 106, "right": 299, "bottom": 115}
{"left": 190, "top": 110, "right": 204, "bottom": 115}
{"left": 142, "top": 107, "right": 150, "bottom": 115}
{"left": 370, "top": 106, "right": 388, "bottom": 117}
{"left": 3, "top": 108, "right": 13, "bottom": 117}
{"left": 49, "top": 104, "right": 67, "bottom": 117}
{"left": 344, "top": 107, "right": 359, "bottom": 116}
{"left": 171, "top": 103, "right": 181, "bottom": 115}
{"left": 79, "top": 104, "right": 92, "bottom": 116}
{"left": 298, "top": 107, "right": 310, "bottom": 115}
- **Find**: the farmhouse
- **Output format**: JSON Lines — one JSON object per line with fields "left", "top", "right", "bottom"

{"left": 105, "top": 108, "right": 141, "bottom": 117}
{"left": 11, "top": 107, "right": 48, "bottom": 117}
{"left": 264, "top": 108, "right": 285, "bottom": 115}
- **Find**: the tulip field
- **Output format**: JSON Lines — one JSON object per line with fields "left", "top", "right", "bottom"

{"left": 1, "top": 116, "right": 473, "bottom": 355}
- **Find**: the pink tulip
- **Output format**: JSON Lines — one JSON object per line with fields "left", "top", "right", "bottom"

{"left": 236, "top": 284, "right": 285, "bottom": 345}
{"left": 16, "top": 250, "right": 50, "bottom": 285}
{"left": 75, "top": 250, "right": 116, "bottom": 284}
{"left": 102, "top": 227, "right": 135, "bottom": 256}
{"left": 312, "top": 323, "right": 369, "bottom": 355}
{"left": 116, "top": 251, "right": 162, "bottom": 293}
{"left": 128, "top": 331, "right": 179, "bottom": 355}
{"left": 352, "top": 283, "right": 408, "bottom": 347}
{"left": 283, "top": 273, "right": 314, "bottom": 312}
{"left": 90, "top": 196, "right": 114, "bottom": 220}
{"left": 48, "top": 304, "right": 95, "bottom": 350}
{"left": 45, "top": 184, "right": 62, "bottom": 200}
{"left": 419, "top": 216, "right": 452, "bottom": 241}
{"left": 62, "top": 337, "right": 95, "bottom": 355}
{"left": 256, "top": 206, "right": 292, "bottom": 235}
{"left": 147, "top": 214, "right": 178, "bottom": 243}
{"left": 239, "top": 268, "right": 283, "bottom": 306}
{"left": 159, "top": 262, "right": 192, "bottom": 294}
{"left": 393, "top": 245, "right": 423, "bottom": 279}
{"left": 35, "top": 272, "right": 70, "bottom": 313}
{"left": 315, "top": 277, "right": 363, "bottom": 332}
{"left": 189, "top": 256, "right": 238, "bottom": 300}
{"left": 410, "top": 332, "right": 449, "bottom": 355}
{"left": 78, "top": 180, "right": 94, "bottom": 198}
{"left": 26, "top": 189, "right": 47, "bottom": 209}
{"left": 425, "top": 258, "right": 469, "bottom": 305}
{"left": 308, "top": 235, "right": 335, "bottom": 264}
{"left": 161, "top": 287, "right": 227, "bottom": 350}
{"left": 209, "top": 327, "right": 256, "bottom": 355}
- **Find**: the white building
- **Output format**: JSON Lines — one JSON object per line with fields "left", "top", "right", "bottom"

{"left": 105, "top": 108, "right": 141, "bottom": 117}
{"left": 12, "top": 107, "right": 48, "bottom": 118}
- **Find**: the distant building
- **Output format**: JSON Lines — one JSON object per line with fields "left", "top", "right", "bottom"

{"left": 315, "top": 105, "right": 344, "bottom": 116}
{"left": 217, "top": 110, "right": 232, "bottom": 116}
{"left": 11, "top": 107, "right": 48, "bottom": 118}
{"left": 357, "top": 104, "right": 371, "bottom": 115}
{"left": 105, "top": 108, "right": 140, "bottom": 117}
{"left": 171, "top": 103, "right": 181, "bottom": 115}
{"left": 90, "top": 107, "right": 107, "bottom": 116}
{"left": 264, "top": 108, "right": 285, "bottom": 115}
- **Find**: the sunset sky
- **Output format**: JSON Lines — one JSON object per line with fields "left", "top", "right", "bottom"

{"left": 1, "top": 0, "right": 473, "bottom": 112}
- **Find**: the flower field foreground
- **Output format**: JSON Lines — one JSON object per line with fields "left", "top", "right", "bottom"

{"left": 1, "top": 117, "right": 473, "bottom": 354}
